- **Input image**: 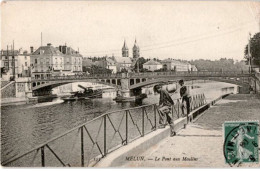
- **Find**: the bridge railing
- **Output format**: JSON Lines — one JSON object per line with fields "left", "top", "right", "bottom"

{"left": 31, "top": 71, "right": 250, "bottom": 81}
{"left": 2, "top": 94, "right": 206, "bottom": 167}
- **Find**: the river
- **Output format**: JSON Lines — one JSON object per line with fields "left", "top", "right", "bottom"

{"left": 1, "top": 80, "right": 239, "bottom": 166}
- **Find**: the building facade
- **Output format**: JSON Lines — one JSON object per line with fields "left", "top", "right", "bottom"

{"left": 1, "top": 48, "right": 31, "bottom": 80}
{"left": 58, "top": 45, "right": 83, "bottom": 74}
{"left": 143, "top": 59, "right": 163, "bottom": 71}
{"left": 161, "top": 59, "right": 193, "bottom": 72}
{"left": 30, "top": 43, "right": 64, "bottom": 79}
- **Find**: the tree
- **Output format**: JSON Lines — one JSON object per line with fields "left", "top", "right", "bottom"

{"left": 133, "top": 57, "right": 147, "bottom": 72}
{"left": 84, "top": 65, "right": 112, "bottom": 75}
{"left": 244, "top": 32, "right": 260, "bottom": 67}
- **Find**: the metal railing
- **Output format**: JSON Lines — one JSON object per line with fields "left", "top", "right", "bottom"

{"left": 2, "top": 94, "right": 206, "bottom": 167}
{"left": 31, "top": 71, "right": 251, "bottom": 81}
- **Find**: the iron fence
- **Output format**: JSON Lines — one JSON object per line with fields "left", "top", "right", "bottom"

{"left": 31, "top": 71, "right": 250, "bottom": 81}
{"left": 2, "top": 94, "right": 206, "bottom": 167}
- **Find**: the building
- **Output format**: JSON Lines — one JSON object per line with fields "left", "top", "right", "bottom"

{"left": 143, "top": 59, "right": 163, "bottom": 71}
{"left": 109, "top": 56, "right": 133, "bottom": 72}
{"left": 161, "top": 59, "right": 193, "bottom": 71}
{"left": 1, "top": 48, "right": 31, "bottom": 80}
{"left": 132, "top": 39, "right": 140, "bottom": 59}
{"left": 17, "top": 49, "right": 31, "bottom": 77}
{"left": 106, "top": 58, "right": 117, "bottom": 73}
{"left": 191, "top": 65, "right": 198, "bottom": 72}
{"left": 30, "top": 43, "right": 64, "bottom": 79}
{"left": 122, "top": 40, "right": 129, "bottom": 57}
{"left": 58, "top": 45, "right": 83, "bottom": 74}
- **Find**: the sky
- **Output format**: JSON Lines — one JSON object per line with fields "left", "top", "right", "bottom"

{"left": 1, "top": 1, "right": 260, "bottom": 61}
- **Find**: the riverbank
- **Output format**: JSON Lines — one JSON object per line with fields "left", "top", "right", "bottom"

{"left": 1, "top": 97, "right": 29, "bottom": 106}
{"left": 107, "top": 94, "right": 260, "bottom": 167}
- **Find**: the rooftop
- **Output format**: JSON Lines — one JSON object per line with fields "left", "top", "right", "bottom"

{"left": 32, "top": 43, "right": 63, "bottom": 56}
{"left": 113, "top": 56, "right": 133, "bottom": 64}
{"left": 143, "top": 59, "right": 162, "bottom": 65}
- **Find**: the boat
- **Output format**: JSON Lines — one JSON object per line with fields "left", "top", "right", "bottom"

{"left": 62, "top": 95, "right": 78, "bottom": 101}
{"left": 113, "top": 93, "right": 147, "bottom": 102}
{"left": 62, "top": 95, "right": 90, "bottom": 101}
{"left": 62, "top": 85, "right": 102, "bottom": 101}
{"left": 75, "top": 85, "right": 103, "bottom": 98}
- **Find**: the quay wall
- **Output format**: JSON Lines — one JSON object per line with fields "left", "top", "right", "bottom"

{"left": 1, "top": 81, "right": 16, "bottom": 98}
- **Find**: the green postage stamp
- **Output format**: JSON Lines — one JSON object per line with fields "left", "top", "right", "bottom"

{"left": 223, "top": 121, "right": 259, "bottom": 165}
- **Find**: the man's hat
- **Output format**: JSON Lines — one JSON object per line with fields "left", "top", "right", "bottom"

{"left": 179, "top": 79, "right": 184, "bottom": 84}
{"left": 153, "top": 84, "right": 162, "bottom": 92}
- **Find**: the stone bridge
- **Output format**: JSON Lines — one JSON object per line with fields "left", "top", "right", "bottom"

{"left": 31, "top": 71, "right": 252, "bottom": 97}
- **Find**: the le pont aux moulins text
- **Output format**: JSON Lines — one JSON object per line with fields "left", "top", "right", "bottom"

{"left": 125, "top": 156, "right": 198, "bottom": 161}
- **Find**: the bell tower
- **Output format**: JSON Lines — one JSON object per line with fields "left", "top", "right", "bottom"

{"left": 132, "top": 39, "right": 140, "bottom": 59}
{"left": 122, "top": 40, "right": 129, "bottom": 57}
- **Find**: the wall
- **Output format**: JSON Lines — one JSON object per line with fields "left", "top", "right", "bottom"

{"left": 1, "top": 82, "right": 15, "bottom": 98}
{"left": 108, "top": 65, "right": 117, "bottom": 73}
{"left": 52, "top": 55, "right": 64, "bottom": 71}
{"left": 143, "top": 64, "right": 162, "bottom": 71}
{"left": 15, "top": 77, "right": 32, "bottom": 98}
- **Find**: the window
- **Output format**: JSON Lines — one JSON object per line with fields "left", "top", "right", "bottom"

{"left": 25, "top": 62, "right": 27, "bottom": 66}
{"left": 25, "top": 56, "right": 27, "bottom": 59}
{"left": 35, "top": 59, "right": 37, "bottom": 64}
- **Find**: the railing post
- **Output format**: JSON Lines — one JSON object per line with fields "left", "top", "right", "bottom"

{"left": 142, "top": 107, "right": 145, "bottom": 137}
{"left": 80, "top": 126, "right": 84, "bottom": 167}
{"left": 177, "top": 99, "right": 180, "bottom": 118}
{"left": 171, "top": 104, "right": 174, "bottom": 120}
{"left": 125, "top": 110, "right": 128, "bottom": 144}
{"left": 41, "top": 146, "right": 45, "bottom": 167}
{"left": 104, "top": 115, "right": 107, "bottom": 156}
{"left": 154, "top": 104, "right": 157, "bottom": 130}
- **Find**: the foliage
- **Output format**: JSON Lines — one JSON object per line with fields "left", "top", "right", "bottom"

{"left": 133, "top": 57, "right": 149, "bottom": 72}
{"left": 244, "top": 32, "right": 260, "bottom": 67}
{"left": 189, "top": 58, "right": 248, "bottom": 72}
{"left": 83, "top": 65, "right": 112, "bottom": 74}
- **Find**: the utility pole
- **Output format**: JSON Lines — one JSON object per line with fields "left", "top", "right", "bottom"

{"left": 12, "top": 40, "right": 15, "bottom": 79}
{"left": 7, "top": 45, "right": 9, "bottom": 70}
{"left": 248, "top": 32, "right": 252, "bottom": 74}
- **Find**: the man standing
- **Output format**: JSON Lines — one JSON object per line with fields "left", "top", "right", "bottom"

{"left": 153, "top": 84, "right": 176, "bottom": 136}
{"left": 179, "top": 80, "right": 191, "bottom": 116}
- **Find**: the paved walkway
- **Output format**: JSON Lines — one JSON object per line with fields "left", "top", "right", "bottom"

{"left": 122, "top": 94, "right": 260, "bottom": 167}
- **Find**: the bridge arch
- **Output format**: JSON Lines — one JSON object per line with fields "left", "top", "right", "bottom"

{"left": 32, "top": 79, "right": 122, "bottom": 92}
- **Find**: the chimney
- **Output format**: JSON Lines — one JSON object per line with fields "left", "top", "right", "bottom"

{"left": 59, "top": 46, "right": 62, "bottom": 53}
{"left": 47, "top": 43, "right": 52, "bottom": 47}
{"left": 30, "top": 46, "right": 34, "bottom": 53}
{"left": 62, "top": 45, "right": 67, "bottom": 54}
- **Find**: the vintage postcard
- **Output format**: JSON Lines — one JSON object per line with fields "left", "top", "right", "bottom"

{"left": 1, "top": 0, "right": 260, "bottom": 168}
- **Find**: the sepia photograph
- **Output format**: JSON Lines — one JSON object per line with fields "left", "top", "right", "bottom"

{"left": 1, "top": 0, "right": 260, "bottom": 168}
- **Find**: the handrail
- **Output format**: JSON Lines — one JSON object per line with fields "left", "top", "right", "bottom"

{"left": 31, "top": 71, "right": 251, "bottom": 81}
{"left": 1, "top": 94, "right": 208, "bottom": 167}
{"left": 2, "top": 103, "right": 156, "bottom": 165}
